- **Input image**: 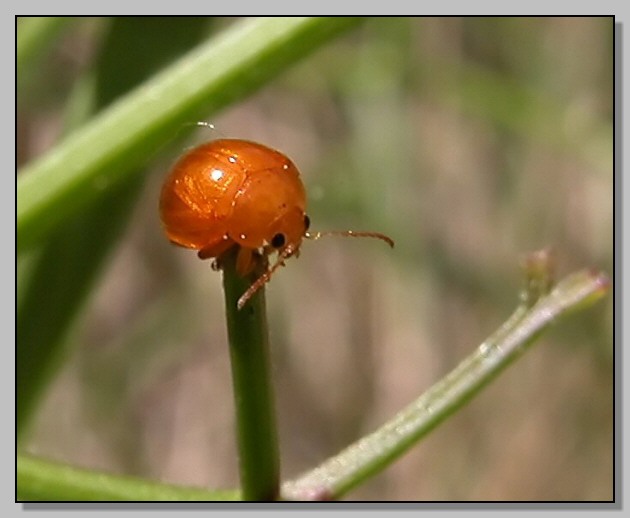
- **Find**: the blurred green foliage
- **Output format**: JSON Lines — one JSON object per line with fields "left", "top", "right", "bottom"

{"left": 17, "top": 17, "right": 612, "bottom": 501}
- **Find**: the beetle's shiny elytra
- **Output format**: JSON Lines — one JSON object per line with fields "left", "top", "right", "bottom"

{"left": 159, "top": 138, "right": 393, "bottom": 309}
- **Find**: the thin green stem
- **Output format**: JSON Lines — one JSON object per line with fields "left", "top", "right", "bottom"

{"left": 282, "top": 268, "right": 610, "bottom": 500}
{"left": 222, "top": 249, "right": 280, "bottom": 501}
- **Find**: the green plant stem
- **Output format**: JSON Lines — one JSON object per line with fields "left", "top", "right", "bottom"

{"left": 17, "top": 453, "right": 239, "bottom": 501}
{"left": 282, "top": 268, "right": 610, "bottom": 500}
{"left": 222, "top": 249, "right": 280, "bottom": 501}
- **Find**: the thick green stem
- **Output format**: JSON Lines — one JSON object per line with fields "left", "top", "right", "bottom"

{"left": 17, "top": 17, "right": 363, "bottom": 254}
{"left": 17, "top": 453, "right": 239, "bottom": 501}
{"left": 222, "top": 249, "right": 280, "bottom": 501}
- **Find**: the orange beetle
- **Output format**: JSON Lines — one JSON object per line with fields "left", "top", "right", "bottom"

{"left": 159, "top": 139, "right": 393, "bottom": 309}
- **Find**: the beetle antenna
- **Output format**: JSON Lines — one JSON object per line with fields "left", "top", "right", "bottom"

{"left": 237, "top": 246, "right": 295, "bottom": 310}
{"left": 305, "top": 230, "right": 394, "bottom": 248}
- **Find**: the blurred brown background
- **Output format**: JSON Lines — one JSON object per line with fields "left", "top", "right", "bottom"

{"left": 19, "top": 17, "right": 613, "bottom": 501}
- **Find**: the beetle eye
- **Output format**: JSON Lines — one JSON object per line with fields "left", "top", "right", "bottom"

{"left": 304, "top": 215, "right": 311, "bottom": 231}
{"left": 271, "top": 233, "right": 286, "bottom": 248}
